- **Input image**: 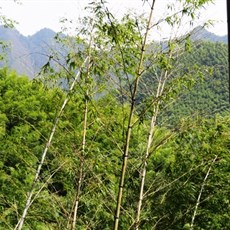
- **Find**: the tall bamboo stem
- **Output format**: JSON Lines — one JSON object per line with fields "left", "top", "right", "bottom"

{"left": 113, "top": 1, "right": 156, "bottom": 229}
{"left": 134, "top": 69, "right": 167, "bottom": 229}
{"left": 190, "top": 155, "right": 217, "bottom": 230}
{"left": 71, "top": 86, "right": 89, "bottom": 230}
{"left": 71, "top": 25, "right": 94, "bottom": 229}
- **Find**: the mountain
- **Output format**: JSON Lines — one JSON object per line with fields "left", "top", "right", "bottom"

{"left": 0, "top": 25, "right": 228, "bottom": 78}
{"left": 0, "top": 26, "right": 58, "bottom": 78}
{"left": 190, "top": 26, "right": 227, "bottom": 43}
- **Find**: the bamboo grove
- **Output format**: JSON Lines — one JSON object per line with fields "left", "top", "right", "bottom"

{"left": 0, "top": 0, "right": 230, "bottom": 229}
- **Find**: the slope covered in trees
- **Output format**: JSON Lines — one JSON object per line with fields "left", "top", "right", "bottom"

{"left": 139, "top": 41, "right": 229, "bottom": 125}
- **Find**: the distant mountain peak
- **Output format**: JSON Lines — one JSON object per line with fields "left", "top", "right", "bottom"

{"left": 28, "top": 28, "right": 57, "bottom": 42}
{"left": 190, "top": 26, "right": 227, "bottom": 43}
{"left": 0, "top": 26, "right": 59, "bottom": 78}
{"left": 0, "top": 25, "right": 25, "bottom": 38}
{"left": 31, "top": 28, "right": 56, "bottom": 37}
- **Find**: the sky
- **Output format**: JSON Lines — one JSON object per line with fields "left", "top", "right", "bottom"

{"left": 0, "top": 0, "right": 228, "bottom": 39}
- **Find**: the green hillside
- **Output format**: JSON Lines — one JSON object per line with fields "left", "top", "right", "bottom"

{"left": 138, "top": 41, "right": 229, "bottom": 126}
{"left": 164, "top": 41, "right": 229, "bottom": 124}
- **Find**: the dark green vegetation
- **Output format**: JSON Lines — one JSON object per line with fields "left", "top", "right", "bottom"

{"left": 154, "top": 41, "right": 229, "bottom": 125}
{"left": 0, "top": 0, "right": 230, "bottom": 229}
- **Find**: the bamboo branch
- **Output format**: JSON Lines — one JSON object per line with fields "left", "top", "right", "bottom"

{"left": 30, "top": 161, "right": 66, "bottom": 206}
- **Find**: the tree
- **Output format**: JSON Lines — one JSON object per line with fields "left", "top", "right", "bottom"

{"left": 91, "top": 0, "right": 215, "bottom": 228}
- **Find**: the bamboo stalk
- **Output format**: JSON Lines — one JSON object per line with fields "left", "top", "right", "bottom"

{"left": 134, "top": 68, "right": 167, "bottom": 229}
{"left": 113, "top": 1, "right": 156, "bottom": 229}
{"left": 71, "top": 92, "right": 88, "bottom": 230}
{"left": 190, "top": 155, "right": 218, "bottom": 230}
{"left": 14, "top": 56, "right": 89, "bottom": 230}
{"left": 71, "top": 25, "right": 94, "bottom": 229}
{"left": 71, "top": 159, "right": 84, "bottom": 229}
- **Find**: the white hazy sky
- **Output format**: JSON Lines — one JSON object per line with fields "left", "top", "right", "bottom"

{"left": 0, "top": 0, "right": 228, "bottom": 38}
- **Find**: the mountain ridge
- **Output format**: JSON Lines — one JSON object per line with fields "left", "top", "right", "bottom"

{"left": 0, "top": 25, "right": 228, "bottom": 78}
{"left": 190, "top": 26, "right": 227, "bottom": 43}
{"left": 0, "top": 26, "right": 58, "bottom": 78}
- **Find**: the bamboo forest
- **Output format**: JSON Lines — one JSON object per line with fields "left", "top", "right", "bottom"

{"left": 0, "top": 0, "right": 229, "bottom": 229}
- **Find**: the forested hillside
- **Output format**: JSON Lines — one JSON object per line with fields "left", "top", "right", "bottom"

{"left": 0, "top": 0, "right": 229, "bottom": 229}
{"left": 138, "top": 41, "right": 229, "bottom": 125}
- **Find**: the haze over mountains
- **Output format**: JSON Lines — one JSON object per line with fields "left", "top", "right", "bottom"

{"left": 0, "top": 25, "right": 228, "bottom": 78}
